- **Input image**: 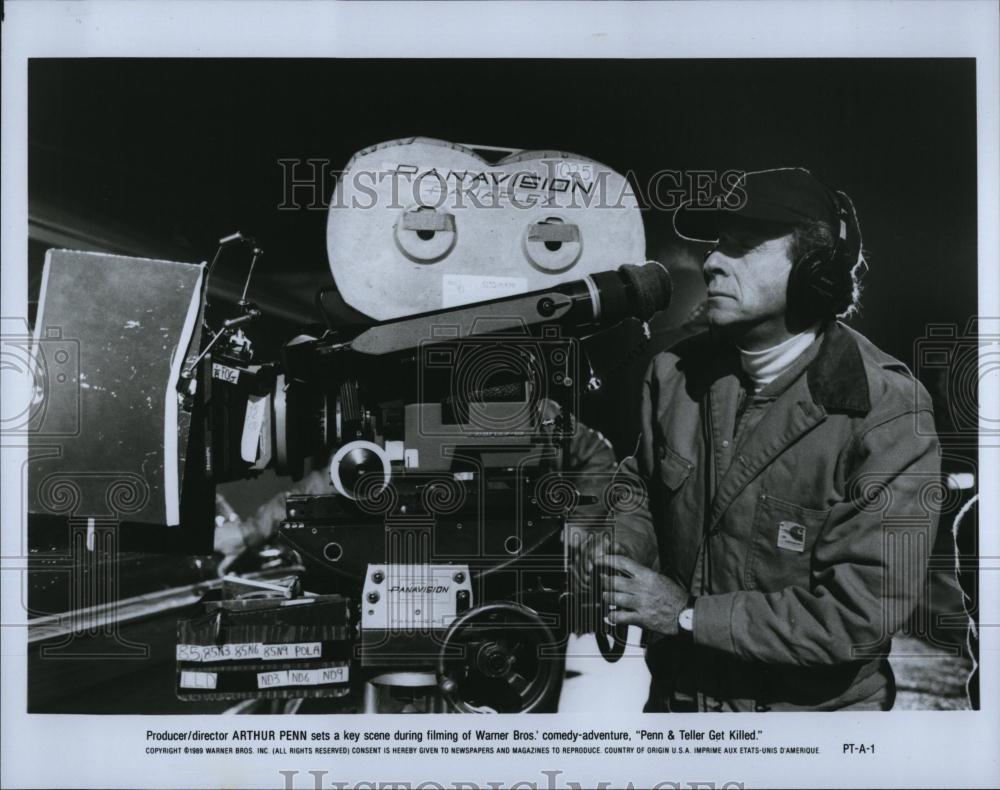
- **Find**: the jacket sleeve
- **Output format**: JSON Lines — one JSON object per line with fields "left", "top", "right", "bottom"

{"left": 692, "top": 407, "right": 941, "bottom": 665}
{"left": 237, "top": 469, "right": 331, "bottom": 546}
{"left": 542, "top": 393, "right": 659, "bottom": 566}
{"left": 608, "top": 362, "right": 660, "bottom": 564}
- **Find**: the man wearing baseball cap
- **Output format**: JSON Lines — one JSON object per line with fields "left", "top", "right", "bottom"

{"left": 595, "top": 168, "right": 941, "bottom": 710}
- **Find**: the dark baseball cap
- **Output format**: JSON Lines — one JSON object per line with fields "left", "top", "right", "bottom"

{"left": 673, "top": 167, "right": 840, "bottom": 242}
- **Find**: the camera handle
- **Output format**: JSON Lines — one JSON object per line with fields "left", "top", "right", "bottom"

{"left": 593, "top": 564, "right": 629, "bottom": 663}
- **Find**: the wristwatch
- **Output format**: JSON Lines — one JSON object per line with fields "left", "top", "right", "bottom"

{"left": 678, "top": 607, "right": 694, "bottom": 633}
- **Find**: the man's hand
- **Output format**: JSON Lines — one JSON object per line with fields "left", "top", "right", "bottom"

{"left": 581, "top": 538, "right": 633, "bottom": 578}
{"left": 213, "top": 493, "right": 253, "bottom": 575}
{"left": 571, "top": 535, "right": 638, "bottom": 596}
{"left": 600, "top": 553, "right": 689, "bottom": 636}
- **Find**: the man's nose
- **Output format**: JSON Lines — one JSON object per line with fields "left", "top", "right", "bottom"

{"left": 702, "top": 249, "right": 728, "bottom": 282}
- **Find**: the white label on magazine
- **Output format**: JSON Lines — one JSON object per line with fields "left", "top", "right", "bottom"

{"left": 177, "top": 642, "right": 321, "bottom": 663}
{"left": 179, "top": 671, "right": 218, "bottom": 690}
{"left": 262, "top": 642, "right": 322, "bottom": 661}
{"left": 442, "top": 275, "right": 527, "bottom": 308}
{"left": 256, "top": 665, "right": 348, "bottom": 689}
{"left": 177, "top": 643, "right": 262, "bottom": 662}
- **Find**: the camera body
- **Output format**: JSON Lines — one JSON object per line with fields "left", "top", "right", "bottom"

{"left": 166, "top": 138, "right": 663, "bottom": 712}
{"left": 183, "top": 315, "right": 583, "bottom": 712}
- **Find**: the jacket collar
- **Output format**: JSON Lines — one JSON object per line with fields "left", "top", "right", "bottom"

{"left": 696, "top": 320, "right": 871, "bottom": 416}
{"left": 805, "top": 321, "right": 871, "bottom": 415}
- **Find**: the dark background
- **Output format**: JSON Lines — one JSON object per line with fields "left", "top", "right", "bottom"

{"left": 28, "top": 58, "right": 978, "bottom": 454}
{"left": 25, "top": 58, "right": 979, "bottom": 713}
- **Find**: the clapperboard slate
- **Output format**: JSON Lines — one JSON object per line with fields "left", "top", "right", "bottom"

{"left": 28, "top": 250, "right": 204, "bottom": 526}
{"left": 176, "top": 595, "right": 352, "bottom": 700}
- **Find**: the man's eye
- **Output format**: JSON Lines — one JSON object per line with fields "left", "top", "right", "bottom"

{"left": 715, "top": 236, "right": 753, "bottom": 256}
{"left": 728, "top": 236, "right": 763, "bottom": 254}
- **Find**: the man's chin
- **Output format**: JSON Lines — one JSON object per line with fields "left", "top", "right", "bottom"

{"left": 705, "top": 306, "right": 741, "bottom": 327}
{"left": 706, "top": 311, "right": 757, "bottom": 343}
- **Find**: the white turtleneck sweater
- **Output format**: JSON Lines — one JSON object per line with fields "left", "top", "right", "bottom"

{"left": 738, "top": 326, "right": 820, "bottom": 394}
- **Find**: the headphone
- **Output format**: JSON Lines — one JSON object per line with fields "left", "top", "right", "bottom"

{"left": 786, "top": 189, "right": 860, "bottom": 323}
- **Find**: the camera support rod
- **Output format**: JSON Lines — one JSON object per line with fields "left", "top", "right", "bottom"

{"left": 344, "top": 292, "right": 575, "bottom": 356}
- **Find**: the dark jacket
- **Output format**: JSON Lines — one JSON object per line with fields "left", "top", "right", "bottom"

{"left": 617, "top": 321, "right": 941, "bottom": 711}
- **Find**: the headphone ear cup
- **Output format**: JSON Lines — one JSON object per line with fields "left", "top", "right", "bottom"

{"left": 789, "top": 192, "right": 860, "bottom": 322}
{"left": 788, "top": 248, "right": 847, "bottom": 321}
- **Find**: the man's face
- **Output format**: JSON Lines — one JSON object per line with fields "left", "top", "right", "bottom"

{"left": 701, "top": 219, "right": 796, "bottom": 346}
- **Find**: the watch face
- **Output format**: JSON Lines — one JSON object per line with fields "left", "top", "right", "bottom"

{"left": 679, "top": 608, "right": 694, "bottom": 631}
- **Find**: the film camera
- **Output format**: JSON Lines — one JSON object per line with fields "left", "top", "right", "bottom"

{"left": 173, "top": 138, "right": 672, "bottom": 713}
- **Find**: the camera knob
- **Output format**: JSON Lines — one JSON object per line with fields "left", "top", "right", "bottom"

{"left": 523, "top": 216, "right": 582, "bottom": 273}
{"left": 395, "top": 207, "right": 457, "bottom": 263}
{"left": 439, "top": 678, "right": 458, "bottom": 695}
{"left": 329, "top": 440, "right": 391, "bottom": 501}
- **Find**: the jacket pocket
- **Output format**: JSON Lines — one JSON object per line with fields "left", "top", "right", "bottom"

{"left": 658, "top": 444, "right": 694, "bottom": 492}
{"left": 746, "top": 493, "right": 830, "bottom": 592}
